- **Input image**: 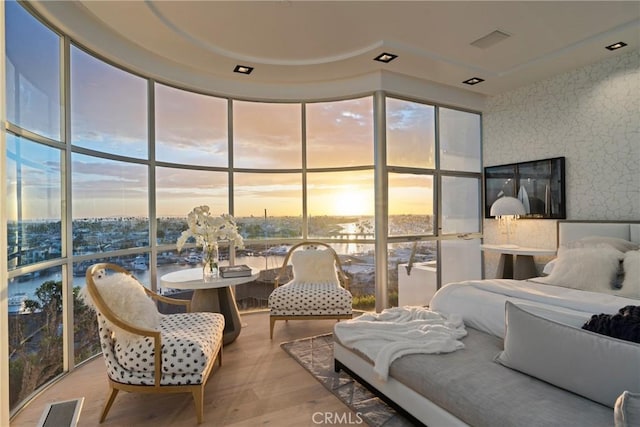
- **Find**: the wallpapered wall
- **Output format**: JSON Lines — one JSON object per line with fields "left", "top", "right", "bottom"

{"left": 481, "top": 49, "right": 640, "bottom": 278}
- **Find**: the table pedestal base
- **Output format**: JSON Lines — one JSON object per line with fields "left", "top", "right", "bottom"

{"left": 191, "top": 287, "right": 242, "bottom": 345}
{"left": 496, "top": 254, "right": 537, "bottom": 280}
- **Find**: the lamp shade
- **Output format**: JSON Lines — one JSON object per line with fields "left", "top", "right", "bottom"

{"left": 490, "top": 196, "right": 526, "bottom": 217}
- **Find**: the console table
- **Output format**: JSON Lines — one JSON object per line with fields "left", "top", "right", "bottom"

{"left": 481, "top": 244, "right": 556, "bottom": 280}
{"left": 160, "top": 268, "right": 259, "bottom": 345}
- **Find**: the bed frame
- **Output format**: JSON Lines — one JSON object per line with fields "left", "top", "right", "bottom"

{"left": 334, "top": 219, "right": 640, "bottom": 426}
{"left": 557, "top": 220, "right": 640, "bottom": 246}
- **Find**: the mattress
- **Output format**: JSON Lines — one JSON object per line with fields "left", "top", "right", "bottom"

{"left": 430, "top": 278, "right": 637, "bottom": 337}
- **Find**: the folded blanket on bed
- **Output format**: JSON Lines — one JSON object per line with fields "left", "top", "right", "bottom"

{"left": 334, "top": 306, "right": 466, "bottom": 381}
{"left": 582, "top": 305, "right": 640, "bottom": 343}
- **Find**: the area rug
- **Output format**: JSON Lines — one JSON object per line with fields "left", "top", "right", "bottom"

{"left": 281, "top": 334, "right": 414, "bottom": 427}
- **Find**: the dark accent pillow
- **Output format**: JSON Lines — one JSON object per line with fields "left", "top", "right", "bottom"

{"left": 582, "top": 305, "right": 640, "bottom": 344}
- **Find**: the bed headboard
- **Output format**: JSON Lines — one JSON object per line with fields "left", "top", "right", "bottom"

{"left": 557, "top": 220, "right": 640, "bottom": 248}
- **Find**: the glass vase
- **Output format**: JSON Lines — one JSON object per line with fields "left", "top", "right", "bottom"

{"left": 202, "top": 244, "right": 219, "bottom": 282}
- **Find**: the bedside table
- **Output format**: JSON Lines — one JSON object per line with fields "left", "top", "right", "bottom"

{"left": 481, "top": 244, "right": 557, "bottom": 280}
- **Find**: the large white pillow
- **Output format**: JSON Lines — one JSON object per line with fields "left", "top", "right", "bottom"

{"left": 617, "top": 250, "right": 640, "bottom": 299}
{"left": 82, "top": 272, "right": 160, "bottom": 340}
{"left": 510, "top": 302, "right": 593, "bottom": 328}
{"left": 496, "top": 301, "right": 640, "bottom": 408}
{"left": 291, "top": 249, "right": 339, "bottom": 285}
{"left": 537, "top": 246, "right": 623, "bottom": 293}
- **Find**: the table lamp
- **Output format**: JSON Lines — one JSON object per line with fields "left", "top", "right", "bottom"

{"left": 490, "top": 196, "right": 526, "bottom": 248}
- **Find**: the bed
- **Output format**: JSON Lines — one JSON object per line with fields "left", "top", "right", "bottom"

{"left": 333, "top": 220, "right": 640, "bottom": 426}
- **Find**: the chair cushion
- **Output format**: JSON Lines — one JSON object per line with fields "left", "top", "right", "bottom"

{"left": 98, "top": 311, "right": 224, "bottom": 386}
{"left": 82, "top": 272, "right": 160, "bottom": 343}
{"left": 291, "top": 249, "right": 340, "bottom": 285}
{"left": 269, "top": 282, "right": 352, "bottom": 316}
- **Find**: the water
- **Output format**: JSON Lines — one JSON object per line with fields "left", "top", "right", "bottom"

{"left": 7, "top": 241, "right": 381, "bottom": 306}
{"left": 7, "top": 255, "right": 286, "bottom": 305}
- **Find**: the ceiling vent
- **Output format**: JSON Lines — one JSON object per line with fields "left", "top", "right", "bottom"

{"left": 471, "top": 30, "right": 511, "bottom": 49}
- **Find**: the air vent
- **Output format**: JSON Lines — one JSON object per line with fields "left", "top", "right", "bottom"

{"left": 37, "top": 398, "right": 84, "bottom": 427}
{"left": 471, "top": 30, "right": 511, "bottom": 49}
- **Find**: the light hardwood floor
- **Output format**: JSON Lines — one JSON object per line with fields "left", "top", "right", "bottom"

{"left": 10, "top": 311, "right": 357, "bottom": 427}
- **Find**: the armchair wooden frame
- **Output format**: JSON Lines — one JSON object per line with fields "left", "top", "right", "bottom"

{"left": 85, "top": 263, "right": 223, "bottom": 424}
{"left": 269, "top": 242, "right": 352, "bottom": 339}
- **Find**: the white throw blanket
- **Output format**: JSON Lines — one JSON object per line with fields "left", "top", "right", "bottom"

{"left": 333, "top": 306, "right": 466, "bottom": 381}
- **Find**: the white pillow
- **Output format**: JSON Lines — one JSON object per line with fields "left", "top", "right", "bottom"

{"left": 615, "top": 391, "right": 640, "bottom": 427}
{"left": 617, "top": 250, "right": 640, "bottom": 299}
{"left": 82, "top": 272, "right": 160, "bottom": 340}
{"left": 542, "top": 259, "right": 556, "bottom": 275}
{"left": 291, "top": 249, "right": 339, "bottom": 285}
{"left": 496, "top": 301, "right": 640, "bottom": 408}
{"left": 537, "top": 246, "right": 623, "bottom": 293}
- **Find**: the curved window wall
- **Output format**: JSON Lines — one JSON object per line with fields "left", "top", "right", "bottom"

{"left": 71, "top": 45, "right": 148, "bottom": 158}
{"left": 71, "top": 153, "right": 149, "bottom": 254}
{"left": 233, "top": 100, "right": 301, "bottom": 169}
{"left": 3, "top": 2, "right": 482, "bottom": 416}
{"left": 306, "top": 98, "right": 374, "bottom": 168}
{"left": 5, "top": 1, "right": 60, "bottom": 141}
{"left": 156, "top": 83, "right": 228, "bottom": 167}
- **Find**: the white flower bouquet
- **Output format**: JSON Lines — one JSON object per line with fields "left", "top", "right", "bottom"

{"left": 176, "top": 205, "right": 244, "bottom": 252}
{"left": 176, "top": 206, "right": 244, "bottom": 277}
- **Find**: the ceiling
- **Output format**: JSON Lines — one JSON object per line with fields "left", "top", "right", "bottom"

{"left": 30, "top": 1, "right": 640, "bottom": 97}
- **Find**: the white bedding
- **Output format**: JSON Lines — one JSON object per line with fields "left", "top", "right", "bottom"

{"left": 430, "top": 278, "right": 638, "bottom": 338}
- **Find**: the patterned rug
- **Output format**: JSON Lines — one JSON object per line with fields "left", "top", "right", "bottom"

{"left": 280, "top": 334, "right": 414, "bottom": 427}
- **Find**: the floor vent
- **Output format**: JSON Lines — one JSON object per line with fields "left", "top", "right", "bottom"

{"left": 37, "top": 398, "right": 84, "bottom": 427}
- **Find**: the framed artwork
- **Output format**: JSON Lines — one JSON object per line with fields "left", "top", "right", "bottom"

{"left": 484, "top": 157, "right": 566, "bottom": 219}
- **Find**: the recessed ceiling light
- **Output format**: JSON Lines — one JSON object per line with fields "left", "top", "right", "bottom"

{"left": 234, "top": 65, "right": 254, "bottom": 75}
{"left": 605, "top": 41, "right": 627, "bottom": 51}
{"left": 463, "top": 77, "right": 484, "bottom": 85}
{"left": 374, "top": 52, "right": 398, "bottom": 63}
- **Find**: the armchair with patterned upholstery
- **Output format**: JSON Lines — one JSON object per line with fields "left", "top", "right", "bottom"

{"left": 83, "top": 263, "right": 224, "bottom": 424}
{"left": 268, "top": 242, "right": 353, "bottom": 339}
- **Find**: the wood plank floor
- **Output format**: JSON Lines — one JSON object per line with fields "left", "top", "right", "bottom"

{"left": 10, "top": 311, "right": 357, "bottom": 427}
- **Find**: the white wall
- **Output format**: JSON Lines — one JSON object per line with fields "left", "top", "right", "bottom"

{"left": 482, "top": 50, "right": 640, "bottom": 278}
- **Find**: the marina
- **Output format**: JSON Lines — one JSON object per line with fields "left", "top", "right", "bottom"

{"left": 5, "top": 245, "right": 397, "bottom": 313}
{"left": 8, "top": 292, "right": 27, "bottom": 314}
{"left": 6, "top": 216, "right": 434, "bottom": 316}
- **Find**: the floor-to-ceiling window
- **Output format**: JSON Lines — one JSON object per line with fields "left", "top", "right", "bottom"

{"left": 3, "top": 2, "right": 482, "bottom": 417}
{"left": 438, "top": 107, "right": 483, "bottom": 286}
{"left": 386, "top": 97, "right": 482, "bottom": 305}
{"left": 306, "top": 97, "right": 376, "bottom": 307}
{"left": 386, "top": 98, "right": 436, "bottom": 306}
{"left": 385, "top": 98, "right": 483, "bottom": 308}
{"left": 6, "top": 135, "right": 65, "bottom": 409}
{"left": 232, "top": 99, "right": 304, "bottom": 270}
{"left": 5, "top": 0, "right": 65, "bottom": 411}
